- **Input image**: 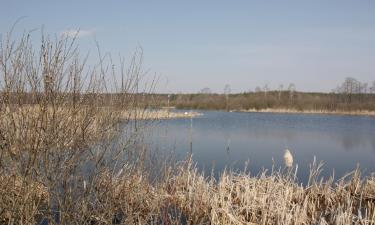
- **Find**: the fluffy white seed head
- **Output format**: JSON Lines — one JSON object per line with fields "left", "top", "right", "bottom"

{"left": 284, "top": 149, "right": 293, "bottom": 168}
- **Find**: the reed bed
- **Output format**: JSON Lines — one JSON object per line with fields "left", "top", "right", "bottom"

{"left": 2, "top": 156, "right": 375, "bottom": 224}
{"left": 159, "top": 160, "right": 375, "bottom": 225}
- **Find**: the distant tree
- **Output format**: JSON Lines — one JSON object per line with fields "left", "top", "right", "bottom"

{"left": 223, "top": 84, "right": 231, "bottom": 111}
{"left": 332, "top": 85, "right": 342, "bottom": 94}
{"left": 223, "top": 84, "right": 231, "bottom": 95}
{"left": 263, "top": 83, "right": 269, "bottom": 98}
{"left": 339, "top": 77, "right": 360, "bottom": 103}
{"left": 288, "top": 83, "right": 296, "bottom": 101}
{"left": 340, "top": 77, "right": 360, "bottom": 94}
{"left": 361, "top": 83, "right": 368, "bottom": 94}
{"left": 370, "top": 81, "right": 375, "bottom": 93}
{"left": 278, "top": 84, "right": 284, "bottom": 101}
{"left": 200, "top": 87, "right": 212, "bottom": 94}
{"left": 255, "top": 86, "right": 262, "bottom": 93}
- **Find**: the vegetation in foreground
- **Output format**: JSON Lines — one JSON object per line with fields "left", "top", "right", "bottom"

{"left": 1, "top": 30, "right": 375, "bottom": 224}
{"left": 2, "top": 156, "right": 375, "bottom": 224}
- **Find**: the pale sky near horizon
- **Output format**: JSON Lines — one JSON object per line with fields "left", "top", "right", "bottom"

{"left": 1, "top": 1, "right": 375, "bottom": 93}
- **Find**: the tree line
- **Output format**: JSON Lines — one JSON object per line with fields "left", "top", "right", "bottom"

{"left": 157, "top": 78, "right": 375, "bottom": 112}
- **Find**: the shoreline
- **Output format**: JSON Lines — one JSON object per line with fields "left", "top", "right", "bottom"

{"left": 236, "top": 108, "right": 375, "bottom": 116}
{"left": 121, "top": 109, "right": 202, "bottom": 120}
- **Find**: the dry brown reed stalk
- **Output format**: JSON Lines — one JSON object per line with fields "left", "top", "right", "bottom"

{"left": 162, "top": 159, "right": 375, "bottom": 225}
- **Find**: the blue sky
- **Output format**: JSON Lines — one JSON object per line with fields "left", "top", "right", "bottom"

{"left": 1, "top": 1, "right": 375, "bottom": 93}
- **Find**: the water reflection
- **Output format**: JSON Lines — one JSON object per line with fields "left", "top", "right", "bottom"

{"left": 144, "top": 111, "right": 375, "bottom": 183}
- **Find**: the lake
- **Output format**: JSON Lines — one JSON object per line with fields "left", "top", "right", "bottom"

{"left": 144, "top": 110, "right": 375, "bottom": 184}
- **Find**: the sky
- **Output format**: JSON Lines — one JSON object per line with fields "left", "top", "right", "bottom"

{"left": 1, "top": 0, "right": 375, "bottom": 93}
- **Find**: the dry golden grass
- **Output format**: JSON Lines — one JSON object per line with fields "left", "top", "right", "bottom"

{"left": 2, "top": 156, "right": 375, "bottom": 224}
{"left": 0, "top": 174, "right": 48, "bottom": 224}
{"left": 160, "top": 160, "right": 375, "bottom": 225}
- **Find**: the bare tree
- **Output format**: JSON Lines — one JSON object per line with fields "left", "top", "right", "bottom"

{"left": 263, "top": 83, "right": 269, "bottom": 98}
{"left": 340, "top": 77, "right": 360, "bottom": 103}
{"left": 341, "top": 77, "right": 359, "bottom": 93}
{"left": 200, "top": 87, "right": 212, "bottom": 94}
{"left": 278, "top": 84, "right": 284, "bottom": 101}
{"left": 0, "top": 28, "right": 155, "bottom": 224}
{"left": 369, "top": 81, "right": 375, "bottom": 94}
{"left": 288, "top": 83, "right": 296, "bottom": 101}
{"left": 224, "top": 84, "right": 231, "bottom": 111}
{"left": 361, "top": 83, "right": 368, "bottom": 94}
{"left": 224, "top": 84, "right": 231, "bottom": 95}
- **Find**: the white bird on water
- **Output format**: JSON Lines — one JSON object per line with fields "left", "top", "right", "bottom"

{"left": 284, "top": 149, "right": 293, "bottom": 168}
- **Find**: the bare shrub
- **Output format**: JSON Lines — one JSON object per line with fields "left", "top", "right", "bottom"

{"left": 0, "top": 29, "right": 152, "bottom": 224}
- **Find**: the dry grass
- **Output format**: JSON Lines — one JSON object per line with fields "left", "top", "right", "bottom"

{"left": 159, "top": 160, "right": 375, "bottom": 225}
{"left": 0, "top": 174, "right": 49, "bottom": 223}
{"left": 2, "top": 155, "right": 375, "bottom": 224}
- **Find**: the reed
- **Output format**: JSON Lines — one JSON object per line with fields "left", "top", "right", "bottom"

{"left": 160, "top": 159, "right": 375, "bottom": 224}
{"left": 2, "top": 155, "right": 375, "bottom": 224}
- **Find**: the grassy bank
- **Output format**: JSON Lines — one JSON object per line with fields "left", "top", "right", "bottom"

{"left": 238, "top": 108, "right": 375, "bottom": 116}
{"left": 119, "top": 109, "right": 202, "bottom": 120}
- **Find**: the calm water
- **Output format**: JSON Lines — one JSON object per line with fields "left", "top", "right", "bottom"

{"left": 144, "top": 110, "right": 375, "bottom": 183}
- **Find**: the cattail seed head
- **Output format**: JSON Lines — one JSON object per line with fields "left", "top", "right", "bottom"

{"left": 284, "top": 149, "right": 293, "bottom": 168}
